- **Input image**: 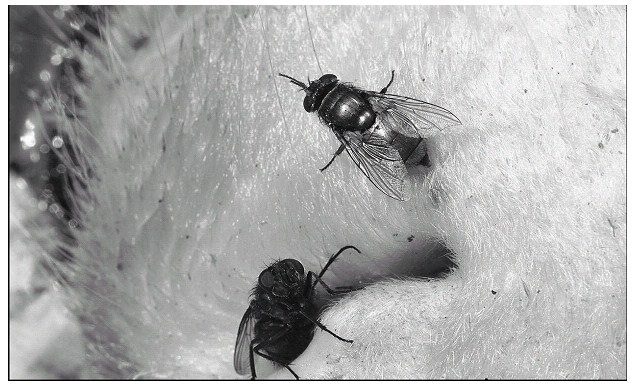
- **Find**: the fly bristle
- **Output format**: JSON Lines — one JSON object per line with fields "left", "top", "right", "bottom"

{"left": 262, "top": 258, "right": 283, "bottom": 270}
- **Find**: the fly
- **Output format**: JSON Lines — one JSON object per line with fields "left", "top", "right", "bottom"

{"left": 233, "top": 246, "right": 360, "bottom": 380}
{"left": 279, "top": 71, "right": 462, "bottom": 201}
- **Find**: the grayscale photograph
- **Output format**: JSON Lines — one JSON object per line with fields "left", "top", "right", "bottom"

{"left": 9, "top": 4, "right": 626, "bottom": 379}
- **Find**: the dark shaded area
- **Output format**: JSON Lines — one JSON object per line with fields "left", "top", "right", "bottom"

{"left": 311, "top": 239, "right": 456, "bottom": 311}
{"left": 402, "top": 240, "right": 456, "bottom": 279}
{"left": 9, "top": 5, "right": 108, "bottom": 217}
{"left": 9, "top": 10, "right": 111, "bottom": 379}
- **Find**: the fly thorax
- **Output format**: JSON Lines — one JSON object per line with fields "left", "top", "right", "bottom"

{"left": 270, "top": 305, "right": 287, "bottom": 319}
{"left": 356, "top": 108, "right": 375, "bottom": 131}
{"left": 322, "top": 88, "right": 376, "bottom": 131}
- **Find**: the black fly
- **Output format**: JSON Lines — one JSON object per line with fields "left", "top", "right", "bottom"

{"left": 279, "top": 71, "right": 461, "bottom": 201}
{"left": 233, "top": 246, "right": 360, "bottom": 380}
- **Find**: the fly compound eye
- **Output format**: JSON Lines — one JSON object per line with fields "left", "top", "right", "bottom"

{"left": 319, "top": 74, "right": 338, "bottom": 84}
{"left": 303, "top": 94, "right": 317, "bottom": 112}
{"left": 258, "top": 269, "right": 275, "bottom": 289}
{"left": 284, "top": 259, "right": 304, "bottom": 276}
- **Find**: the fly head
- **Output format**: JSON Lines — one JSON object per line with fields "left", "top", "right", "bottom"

{"left": 258, "top": 259, "right": 306, "bottom": 299}
{"left": 279, "top": 73, "right": 339, "bottom": 113}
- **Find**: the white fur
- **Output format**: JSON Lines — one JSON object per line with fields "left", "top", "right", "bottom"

{"left": 50, "top": 6, "right": 624, "bottom": 379}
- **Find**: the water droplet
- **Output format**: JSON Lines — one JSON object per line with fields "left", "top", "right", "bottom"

{"left": 52, "top": 136, "right": 64, "bottom": 148}
{"left": 24, "top": 119, "right": 35, "bottom": 131}
{"left": 39, "top": 144, "right": 50, "bottom": 153}
{"left": 27, "top": 89, "right": 39, "bottom": 100}
{"left": 39, "top": 70, "right": 51, "bottom": 82}
{"left": 69, "top": 17, "right": 85, "bottom": 31}
{"left": 49, "top": 203, "right": 60, "bottom": 213}
{"left": 68, "top": 219, "right": 79, "bottom": 229}
{"left": 15, "top": 178, "right": 27, "bottom": 190}
{"left": 51, "top": 54, "right": 63, "bottom": 66}
{"left": 56, "top": 164, "right": 66, "bottom": 174}
{"left": 37, "top": 200, "right": 48, "bottom": 211}
{"left": 20, "top": 131, "right": 36, "bottom": 148}
{"left": 49, "top": 203, "right": 64, "bottom": 218}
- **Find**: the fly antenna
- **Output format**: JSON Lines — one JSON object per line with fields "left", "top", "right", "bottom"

{"left": 279, "top": 73, "right": 307, "bottom": 90}
{"left": 304, "top": 6, "right": 323, "bottom": 76}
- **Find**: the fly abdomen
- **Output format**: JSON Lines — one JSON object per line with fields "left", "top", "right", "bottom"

{"left": 374, "top": 126, "right": 428, "bottom": 166}
{"left": 318, "top": 84, "right": 376, "bottom": 132}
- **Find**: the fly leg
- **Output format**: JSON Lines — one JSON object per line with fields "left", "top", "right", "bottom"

{"left": 309, "top": 246, "right": 361, "bottom": 292}
{"left": 299, "top": 310, "right": 353, "bottom": 343}
{"left": 307, "top": 272, "right": 357, "bottom": 296}
{"left": 253, "top": 350, "right": 299, "bottom": 380}
{"left": 248, "top": 338, "right": 257, "bottom": 379}
{"left": 251, "top": 328, "right": 300, "bottom": 380}
{"left": 319, "top": 143, "right": 346, "bottom": 172}
{"left": 379, "top": 70, "right": 396, "bottom": 94}
{"left": 331, "top": 285, "right": 359, "bottom": 293}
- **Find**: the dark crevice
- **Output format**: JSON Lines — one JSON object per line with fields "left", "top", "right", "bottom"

{"left": 311, "top": 239, "right": 456, "bottom": 311}
{"left": 389, "top": 240, "right": 456, "bottom": 279}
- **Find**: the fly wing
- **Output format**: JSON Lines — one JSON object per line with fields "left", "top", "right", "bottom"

{"left": 234, "top": 307, "right": 256, "bottom": 375}
{"left": 342, "top": 130, "right": 411, "bottom": 201}
{"left": 363, "top": 90, "right": 461, "bottom": 138}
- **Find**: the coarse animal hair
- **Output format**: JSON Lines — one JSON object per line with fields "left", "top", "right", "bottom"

{"left": 29, "top": 5, "right": 625, "bottom": 379}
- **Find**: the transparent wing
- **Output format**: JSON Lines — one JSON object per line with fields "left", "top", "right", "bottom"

{"left": 234, "top": 307, "right": 256, "bottom": 375}
{"left": 342, "top": 130, "right": 411, "bottom": 201}
{"left": 363, "top": 90, "right": 461, "bottom": 138}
